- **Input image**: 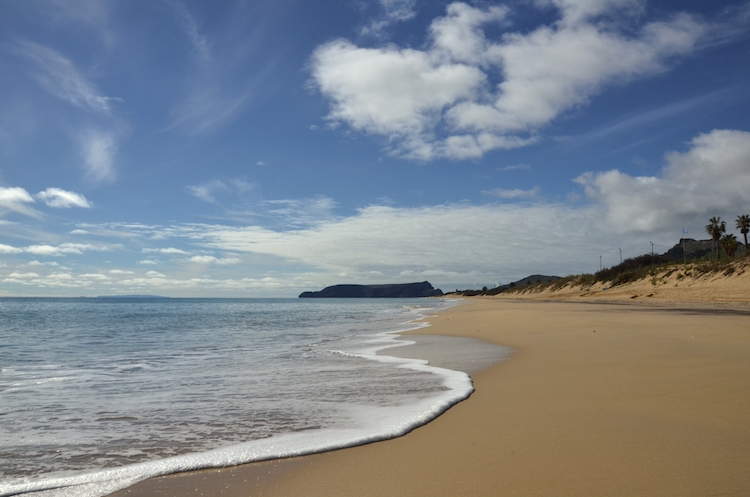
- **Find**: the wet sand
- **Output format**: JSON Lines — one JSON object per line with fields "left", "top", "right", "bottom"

{"left": 111, "top": 299, "right": 750, "bottom": 496}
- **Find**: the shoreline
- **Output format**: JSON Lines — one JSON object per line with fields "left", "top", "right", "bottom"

{"left": 110, "top": 298, "right": 750, "bottom": 496}
{"left": 106, "top": 317, "right": 509, "bottom": 497}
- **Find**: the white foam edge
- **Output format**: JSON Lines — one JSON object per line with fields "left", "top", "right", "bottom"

{"left": 0, "top": 299, "right": 470, "bottom": 497}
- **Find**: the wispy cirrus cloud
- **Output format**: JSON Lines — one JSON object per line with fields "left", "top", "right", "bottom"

{"left": 498, "top": 164, "right": 532, "bottom": 172}
{"left": 163, "top": 2, "right": 271, "bottom": 135}
{"left": 9, "top": 39, "right": 124, "bottom": 184}
{"left": 484, "top": 187, "right": 541, "bottom": 199}
{"left": 164, "top": 0, "right": 212, "bottom": 63}
{"left": 361, "top": 0, "right": 418, "bottom": 37}
{"left": 12, "top": 40, "right": 118, "bottom": 113}
{"left": 188, "top": 180, "right": 229, "bottom": 203}
{"left": 310, "top": 1, "right": 714, "bottom": 160}
{"left": 80, "top": 130, "right": 118, "bottom": 184}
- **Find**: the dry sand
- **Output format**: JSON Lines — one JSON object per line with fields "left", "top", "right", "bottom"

{"left": 111, "top": 298, "right": 750, "bottom": 497}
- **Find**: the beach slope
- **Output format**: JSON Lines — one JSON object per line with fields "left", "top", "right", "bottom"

{"left": 111, "top": 299, "right": 750, "bottom": 496}
{"left": 253, "top": 300, "right": 750, "bottom": 496}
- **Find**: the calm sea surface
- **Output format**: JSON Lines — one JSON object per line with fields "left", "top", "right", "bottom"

{"left": 0, "top": 297, "right": 468, "bottom": 497}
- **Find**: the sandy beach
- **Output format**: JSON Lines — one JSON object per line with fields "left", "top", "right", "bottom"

{"left": 110, "top": 297, "right": 750, "bottom": 497}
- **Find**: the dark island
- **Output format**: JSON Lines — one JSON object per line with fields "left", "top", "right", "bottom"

{"left": 299, "top": 281, "right": 443, "bottom": 298}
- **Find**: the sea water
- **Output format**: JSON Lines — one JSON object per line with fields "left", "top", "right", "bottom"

{"left": 0, "top": 297, "right": 469, "bottom": 497}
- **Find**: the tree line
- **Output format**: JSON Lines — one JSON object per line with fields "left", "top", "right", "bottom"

{"left": 705, "top": 215, "right": 750, "bottom": 259}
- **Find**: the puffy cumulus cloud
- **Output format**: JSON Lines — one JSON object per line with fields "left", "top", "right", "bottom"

{"left": 310, "top": 1, "right": 708, "bottom": 160}
{"left": 577, "top": 129, "right": 750, "bottom": 233}
{"left": 36, "top": 188, "right": 92, "bottom": 208}
{"left": 0, "top": 244, "right": 24, "bottom": 254}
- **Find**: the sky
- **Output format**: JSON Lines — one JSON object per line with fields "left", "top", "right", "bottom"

{"left": 0, "top": 0, "right": 749, "bottom": 297}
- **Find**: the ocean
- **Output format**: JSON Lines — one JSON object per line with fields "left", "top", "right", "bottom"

{"left": 0, "top": 297, "right": 472, "bottom": 497}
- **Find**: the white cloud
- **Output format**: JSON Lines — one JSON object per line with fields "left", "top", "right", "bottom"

{"left": 25, "top": 243, "right": 108, "bottom": 256}
{"left": 0, "top": 242, "right": 108, "bottom": 256}
{"left": 142, "top": 247, "right": 189, "bottom": 255}
{"left": 27, "top": 260, "right": 59, "bottom": 266}
{"left": 310, "top": 1, "right": 708, "bottom": 160}
{"left": 188, "top": 180, "right": 228, "bottom": 203}
{"left": 80, "top": 273, "right": 109, "bottom": 280}
{"left": 577, "top": 128, "right": 750, "bottom": 233}
{"left": 0, "top": 187, "right": 40, "bottom": 218}
{"left": 137, "top": 259, "right": 159, "bottom": 265}
{"left": 80, "top": 131, "right": 117, "bottom": 183}
{"left": 7, "top": 272, "right": 40, "bottom": 279}
{"left": 165, "top": 0, "right": 212, "bottom": 63}
{"left": 262, "top": 196, "right": 338, "bottom": 227}
{"left": 535, "top": 0, "right": 644, "bottom": 26}
{"left": 12, "top": 40, "right": 117, "bottom": 113}
{"left": 0, "top": 244, "right": 24, "bottom": 254}
{"left": 499, "top": 164, "right": 532, "bottom": 172}
{"left": 484, "top": 187, "right": 541, "bottom": 199}
{"left": 361, "top": 0, "right": 418, "bottom": 36}
{"left": 11, "top": 129, "right": 741, "bottom": 292}
{"left": 100, "top": 129, "right": 742, "bottom": 286}
{"left": 189, "top": 255, "right": 241, "bottom": 265}
{"left": 36, "top": 188, "right": 92, "bottom": 208}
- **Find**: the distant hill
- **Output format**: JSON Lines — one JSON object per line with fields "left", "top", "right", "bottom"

{"left": 449, "top": 274, "right": 561, "bottom": 296}
{"left": 96, "top": 295, "right": 169, "bottom": 299}
{"left": 662, "top": 237, "right": 747, "bottom": 261}
{"left": 299, "top": 281, "right": 443, "bottom": 298}
{"left": 663, "top": 238, "right": 714, "bottom": 261}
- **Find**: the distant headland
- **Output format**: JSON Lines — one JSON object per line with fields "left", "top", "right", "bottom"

{"left": 299, "top": 281, "right": 443, "bottom": 298}
{"left": 95, "top": 295, "right": 170, "bottom": 299}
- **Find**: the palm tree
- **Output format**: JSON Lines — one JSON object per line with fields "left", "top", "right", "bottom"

{"left": 721, "top": 234, "right": 739, "bottom": 259}
{"left": 736, "top": 214, "right": 750, "bottom": 255}
{"left": 705, "top": 216, "right": 726, "bottom": 259}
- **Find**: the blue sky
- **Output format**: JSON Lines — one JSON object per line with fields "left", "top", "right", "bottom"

{"left": 1, "top": 0, "right": 749, "bottom": 296}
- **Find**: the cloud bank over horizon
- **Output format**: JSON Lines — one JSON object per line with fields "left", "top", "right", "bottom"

{"left": 2, "top": 128, "right": 748, "bottom": 296}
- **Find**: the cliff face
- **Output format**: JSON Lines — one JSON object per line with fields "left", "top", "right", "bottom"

{"left": 299, "top": 281, "right": 443, "bottom": 298}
